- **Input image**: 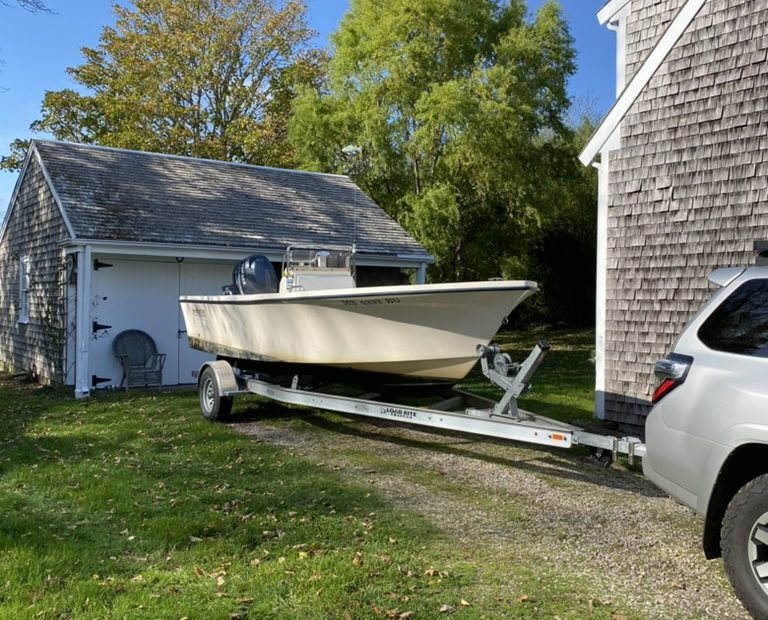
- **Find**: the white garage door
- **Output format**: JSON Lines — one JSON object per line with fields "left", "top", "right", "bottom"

{"left": 88, "top": 257, "right": 233, "bottom": 387}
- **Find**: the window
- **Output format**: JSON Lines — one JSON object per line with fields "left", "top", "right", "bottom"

{"left": 698, "top": 279, "right": 768, "bottom": 357}
{"left": 18, "top": 256, "right": 30, "bottom": 324}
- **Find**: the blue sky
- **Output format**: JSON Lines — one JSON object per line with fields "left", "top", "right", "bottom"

{"left": 0, "top": 1, "right": 615, "bottom": 213}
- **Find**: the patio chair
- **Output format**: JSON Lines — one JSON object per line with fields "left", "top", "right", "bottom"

{"left": 112, "top": 329, "right": 166, "bottom": 388}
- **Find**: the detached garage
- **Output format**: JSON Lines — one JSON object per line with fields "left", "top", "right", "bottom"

{"left": 0, "top": 140, "right": 432, "bottom": 397}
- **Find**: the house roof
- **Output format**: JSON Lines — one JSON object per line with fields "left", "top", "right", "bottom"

{"left": 27, "top": 140, "right": 432, "bottom": 261}
{"left": 579, "top": 0, "right": 709, "bottom": 166}
{"left": 596, "top": 0, "right": 632, "bottom": 26}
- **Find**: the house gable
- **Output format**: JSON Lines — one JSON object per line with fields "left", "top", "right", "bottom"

{"left": 580, "top": 0, "right": 708, "bottom": 166}
{"left": 0, "top": 151, "right": 70, "bottom": 382}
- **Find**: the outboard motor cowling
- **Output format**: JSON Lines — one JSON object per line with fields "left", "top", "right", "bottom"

{"left": 229, "top": 255, "right": 278, "bottom": 295}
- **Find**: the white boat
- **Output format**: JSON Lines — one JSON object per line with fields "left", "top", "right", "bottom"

{"left": 180, "top": 249, "right": 537, "bottom": 384}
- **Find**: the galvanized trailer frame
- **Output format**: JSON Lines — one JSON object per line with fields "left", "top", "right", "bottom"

{"left": 197, "top": 342, "right": 646, "bottom": 464}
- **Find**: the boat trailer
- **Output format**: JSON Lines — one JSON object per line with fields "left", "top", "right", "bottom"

{"left": 197, "top": 342, "right": 646, "bottom": 465}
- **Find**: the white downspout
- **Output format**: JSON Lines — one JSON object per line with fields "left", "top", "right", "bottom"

{"left": 74, "top": 246, "right": 92, "bottom": 398}
{"left": 593, "top": 155, "right": 610, "bottom": 420}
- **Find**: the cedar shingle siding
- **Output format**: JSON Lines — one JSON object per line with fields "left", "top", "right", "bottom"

{"left": 0, "top": 156, "right": 68, "bottom": 382}
{"left": 605, "top": 0, "right": 768, "bottom": 427}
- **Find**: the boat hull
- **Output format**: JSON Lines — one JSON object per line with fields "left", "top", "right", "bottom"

{"left": 180, "top": 281, "right": 537, "bottom": 383}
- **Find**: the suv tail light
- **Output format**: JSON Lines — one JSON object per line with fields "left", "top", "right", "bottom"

{"left": 652, "top": 354, "right": 694, "bottom": 404}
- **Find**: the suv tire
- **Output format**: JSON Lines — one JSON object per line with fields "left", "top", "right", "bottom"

{"left": 722, "top": 473, "right": 768, "bottom": 620}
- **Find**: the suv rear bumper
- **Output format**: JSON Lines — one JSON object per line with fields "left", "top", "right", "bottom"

{"left": 643, "top": 454, "right": 700, "bottom": 513}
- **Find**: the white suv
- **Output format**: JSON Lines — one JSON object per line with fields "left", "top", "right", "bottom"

{"left": 644, "top": 265, "right": 768, "bottom": 619}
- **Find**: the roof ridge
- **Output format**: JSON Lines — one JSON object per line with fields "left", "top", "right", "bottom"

{"left": 32, "top": 139, "right": 352, "bottom": 181}
{"left": 25, "top": 139, "right": 431, "bottom": 260}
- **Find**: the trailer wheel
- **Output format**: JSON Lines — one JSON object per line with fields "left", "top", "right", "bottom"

{"left": 589, "top": 447, "right": 612, "bottom": 468}
{"left": 199, "top": 366, "right": 233, "bottom": 421}
{"left": 722, "top": 474, "right": 768, "bottom": 620}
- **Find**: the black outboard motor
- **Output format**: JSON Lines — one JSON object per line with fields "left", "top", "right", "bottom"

{"left": 223, "top": 255, "right": 278, "bottom": 295}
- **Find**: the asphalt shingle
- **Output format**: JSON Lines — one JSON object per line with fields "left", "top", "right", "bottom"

{"left": 34, "top": 140, "right": 431, "bottom": 260}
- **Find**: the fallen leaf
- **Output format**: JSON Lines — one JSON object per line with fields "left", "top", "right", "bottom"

{"left": 460, "top": 599, "right": 470, "bottom": 607}
{"left": 516, "top": 595, "right": 529, "bottom": 603}
{"left": 439, "top": 604, "right": 454, "bottom": 613}
{"left": 671, "top": 582, "right": 686, "bottom": 590}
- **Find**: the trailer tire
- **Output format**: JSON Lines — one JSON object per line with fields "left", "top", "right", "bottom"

{"left": 199, "top": 366, "right": 233, "bottom": 421}
{"left": 589, "top": 447, "right": 612, "bottom": 468}
{"left": 722, "top": 473, "right": 768, "bottom": 620}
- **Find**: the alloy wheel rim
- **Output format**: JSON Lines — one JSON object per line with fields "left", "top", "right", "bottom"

{"left": 748, "top": 510, "right": 768, "bottom": 592}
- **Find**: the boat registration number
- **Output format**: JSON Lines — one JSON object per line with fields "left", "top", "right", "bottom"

{"left": 340, "top": 297, "right": 401, "bottom": 306}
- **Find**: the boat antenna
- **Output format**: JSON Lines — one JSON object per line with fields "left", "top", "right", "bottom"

{"left": 342, "top": 144, "right": 362, "bottom": 254}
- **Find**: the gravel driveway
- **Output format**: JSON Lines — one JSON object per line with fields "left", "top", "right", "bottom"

{"left": 232, "top": 409, "right": 750, "bottom": 620}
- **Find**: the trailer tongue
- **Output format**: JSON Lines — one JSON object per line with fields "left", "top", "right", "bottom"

{"left": 197, "top": 341, "right": 646, "bottom": 465}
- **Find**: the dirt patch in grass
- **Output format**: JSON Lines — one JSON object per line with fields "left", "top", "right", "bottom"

{"left": 233, "top": 409, "right": 749, "bottom": 620}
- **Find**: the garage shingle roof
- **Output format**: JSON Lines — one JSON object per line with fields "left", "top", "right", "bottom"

{"left": 33, "top": 140, "right": 431, "bottom": 259}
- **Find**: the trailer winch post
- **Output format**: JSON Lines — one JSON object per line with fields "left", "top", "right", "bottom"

{"left": 478, "top": 341, "right": 551, "bottom": 419}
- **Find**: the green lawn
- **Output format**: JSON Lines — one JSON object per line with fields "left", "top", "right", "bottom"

{"left": 1, "top": 386, "right": 462, "bottom": 619}
{"left": 0, "top": 328, "right": 634, "bottom": 620}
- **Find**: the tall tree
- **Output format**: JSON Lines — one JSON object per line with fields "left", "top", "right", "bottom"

{"left": 1, "top": 1, "right": 50, "bottom": 11}
{"left": 1, "top": 0, "right": 325, "bottom": 170}
{"left": 289, "top": 0, "right": 576, "bottom": 282}
{"left": 524, "top": 116, "right": 598, "bottom": 327}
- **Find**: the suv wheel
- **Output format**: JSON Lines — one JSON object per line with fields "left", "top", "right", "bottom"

{"left": 722, "top": 473, "right": 768, "bottom": 620}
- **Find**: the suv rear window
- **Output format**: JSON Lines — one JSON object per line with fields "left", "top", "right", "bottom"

{"left": 698, "top": 279, "right": 768, "bottom": 357}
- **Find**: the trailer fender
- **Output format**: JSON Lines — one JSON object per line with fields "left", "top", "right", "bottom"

{"left": 198, "top": 360, "right": 241, "bottom": 397}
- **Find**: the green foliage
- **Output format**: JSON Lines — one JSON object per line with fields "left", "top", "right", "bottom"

{"left": 1, "top": 0, "right": 326, "bottom": 172}
{"left": 289, "top": 0, "right": 581, "bottom": 282}
{"left": 523, "top": 117, "right": 598, "bottom": 327}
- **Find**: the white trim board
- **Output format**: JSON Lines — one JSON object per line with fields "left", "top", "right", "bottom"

{"left": 579, "top": 0, "right": 709, "bottom": 166}
{"left": 597, "top": 0, "right": 633, "bottom": 25}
